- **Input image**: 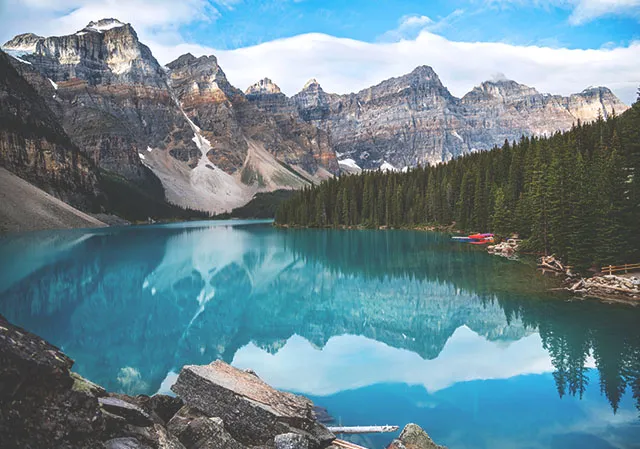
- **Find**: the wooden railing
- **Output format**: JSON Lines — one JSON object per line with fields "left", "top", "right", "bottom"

{"left": 603, "top": 263, "right": 640, "bottom": 275}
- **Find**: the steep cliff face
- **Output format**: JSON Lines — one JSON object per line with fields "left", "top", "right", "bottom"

{"left": 298, "top": 66, "right": 463, "bottom": 169}
{"left": 3, "top": 23, "right": 339, "bottom": 214}
{"left": 0, "top": 51, "right": 101, "bottom": 211}
{"left": 2, "top": 18, "right": 190, "bottom": 182}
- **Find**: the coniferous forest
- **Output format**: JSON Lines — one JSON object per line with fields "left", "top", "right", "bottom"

{"left": 276, "top": 94, "right": 640, "bottom": 270}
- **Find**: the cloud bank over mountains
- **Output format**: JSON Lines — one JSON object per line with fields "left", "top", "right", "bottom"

{"left": 1, "top": 0, "right": 638, "bottom": 103}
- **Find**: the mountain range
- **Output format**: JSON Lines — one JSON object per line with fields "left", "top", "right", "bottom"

{"left": 0, "top": 18, "right": 628, "bottom": 218}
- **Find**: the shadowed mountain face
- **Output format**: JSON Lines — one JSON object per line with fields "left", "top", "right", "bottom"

{"left": 1, "top": 222, "right": 639, "bottom": 424}
{"left": 0, "top": 51, "right": 101, "bottom": 211}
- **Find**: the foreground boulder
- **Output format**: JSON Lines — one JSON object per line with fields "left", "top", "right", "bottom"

{"left": 167, "top": 406, "right": 245, "bottom": 449}
{"left": 0, "top": 314, "right": 105, "bottom": 448}
{"left": 171, "top": 360, "right": 335, "bottom": 448}
{"left": 386, "top": 424, "right": 447, "bottom": 449}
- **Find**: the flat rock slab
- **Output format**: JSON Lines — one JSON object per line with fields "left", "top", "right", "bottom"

{"left": 100, "top": 397, "right": 153, "bottom": 427}
{"left": 172, "top": 360, "right": 334, "bottom": 448}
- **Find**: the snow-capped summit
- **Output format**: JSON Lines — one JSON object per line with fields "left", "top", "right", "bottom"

{"left": 83, "top": 18, "right": 126, "bottom": 33}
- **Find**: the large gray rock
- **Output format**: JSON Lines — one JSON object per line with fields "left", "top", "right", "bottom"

{"left": 171, "top": 360, "right": 334, "bottom": 448}
{"left": 167, "top": 406, "right": 245, "bottom": 449}
{"left": 386, "top": 423, "right": 447, "bottom": 449}
{"left": 0, "top": 314, "right": 105, "bottom": 448}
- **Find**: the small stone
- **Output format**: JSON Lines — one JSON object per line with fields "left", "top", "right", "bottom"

{"left": 276, "top": 433, "right": 310, "bottom": 449}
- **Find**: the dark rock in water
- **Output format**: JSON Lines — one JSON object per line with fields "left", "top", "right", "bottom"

{"left": 0, "top": 314, "right": 105, "bottom": 448}
{"left": 386, "top": 423, "right": 447, "bottom": 449}
{"left": 171, "top": 360, "right": 335, "bottom": 448}
{"left": 275, "top": 432, "right": 310, "bottom": 449}
{"left": 100, "top": 396, "right": 154, "bottom": 427}
{"left": 167, "top": 405, "right": 245, "bottom": 449}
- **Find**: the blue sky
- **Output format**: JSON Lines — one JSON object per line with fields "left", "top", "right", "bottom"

{"left": 1, "top": 0, "right": 639, "bottom": 103}
{"left": 182, "top": 0, "right": 640, "bottom": 50}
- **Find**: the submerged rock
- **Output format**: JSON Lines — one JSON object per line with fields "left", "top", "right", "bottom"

{"left": 171, "top": 360, "right": 335, "bottom": 448}
{"left": 386, "top": 424, "right": 447, "bottom": 449}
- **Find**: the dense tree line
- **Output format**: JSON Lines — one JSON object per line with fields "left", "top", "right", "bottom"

{"left": 276, "top": 94, "right": 640, "bottom": 269}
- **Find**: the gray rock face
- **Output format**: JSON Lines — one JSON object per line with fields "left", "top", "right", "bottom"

{"left": 3, "top": 21, "right": 187, "bottom": 182}
{"left": 248, "top": 67, "right": 629, "bottom": 170}
{"left": 0, "top": 51, "right": 102, "bottom": 211}
{"left": 171, "top": 360, "right": 335, "bottom": 448}
{"left": 3, "top": 22, "right": 339, "bottom": 213}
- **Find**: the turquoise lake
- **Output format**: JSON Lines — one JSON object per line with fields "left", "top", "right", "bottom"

{"left": 1, "top": 220, "right": 639, "bottom": 449}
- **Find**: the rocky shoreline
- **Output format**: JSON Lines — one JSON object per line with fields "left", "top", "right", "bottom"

{"left": 0, "top": 314, "right": 445, "bottom": 449}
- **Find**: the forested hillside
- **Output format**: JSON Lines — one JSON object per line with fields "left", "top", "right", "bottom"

{"left": 276, "top": 93, "right": 640, "bottom": 269}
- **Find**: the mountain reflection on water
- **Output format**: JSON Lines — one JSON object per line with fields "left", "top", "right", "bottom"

{"left": 1, "top": 220, "right": 639, "bottom": 449}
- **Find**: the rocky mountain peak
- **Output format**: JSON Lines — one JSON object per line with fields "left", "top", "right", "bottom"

{"left": 166, "top": 53, "right": 217, "bottom": 70}
{"left": 245, "top": 78, "right": 282, "bottom": 95}
{"left": 2, "top": 33, "right": 43, "bottom": 52}
{"left": 302, "top": 78, "right": 323, "bottom": 91}
{"left": 462, "top": 79, "right": 539, "bottom": 104}
{"left": 167, "top": 53, "right": 242, "bottom": 106}
{"left": 2, "top": 19, "right": 164, "bottom": 87}
{"left": 409, "top": 64, "right": 438, "bottom": 78}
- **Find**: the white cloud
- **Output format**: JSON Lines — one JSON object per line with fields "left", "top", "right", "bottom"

{"left": 0, "top": 0, "right": 219, "bottom": 47}
{"left": 200, "top": 31, "right": 639, "bottom": 104}
{"left": 381, "top": 10, "right": 465, "bottom": 41}
{"left": 1, "top": 0, "right": 638, "bottom": 104}
{"left": 487, "top": 0, "right": 640, "bottom": 24}
{"left": 569, "top": 0, "right": 640, "bottom": 24}
{"left": 400, "top": 14, "right": 434, "bottom": 28}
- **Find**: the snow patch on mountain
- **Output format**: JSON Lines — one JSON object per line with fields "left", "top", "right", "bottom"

{"left": 84, "top": 19, "right": 126, "bottom": 33}
{"left": 338, "top": 158, "right": 362, "bottom": 174}
{"left": 380, "top": 161, "right": 398, "bottom": 172}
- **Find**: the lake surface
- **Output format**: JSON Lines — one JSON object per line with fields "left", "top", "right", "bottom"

{"left": 1, "top": 220, "right": 639, "bottom": 449}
